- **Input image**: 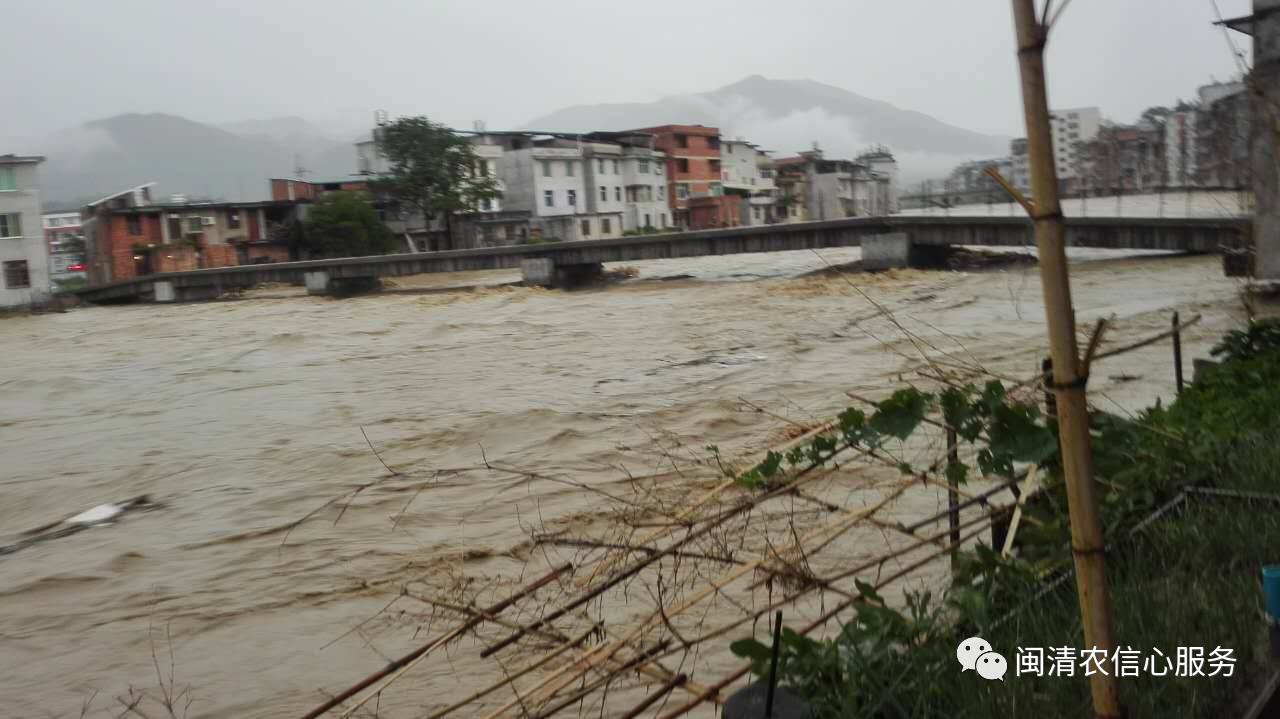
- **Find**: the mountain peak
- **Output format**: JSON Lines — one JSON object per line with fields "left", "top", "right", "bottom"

{"left": 525, "top": 78, "right": 1008, "bottom": 180}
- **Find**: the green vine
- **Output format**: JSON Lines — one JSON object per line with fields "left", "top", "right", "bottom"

{"left": 726, "top": 382, "right": 1057, "bottom": 492}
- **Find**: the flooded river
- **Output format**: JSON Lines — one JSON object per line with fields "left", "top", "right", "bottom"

{"left": 0, "top": 248, "right": 1246, "bottom": 717}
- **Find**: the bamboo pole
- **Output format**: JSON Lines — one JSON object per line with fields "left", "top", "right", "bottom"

{"left": 302, "top": 562, "right": 571, "bottom": 719}
{"left": 1010, "top": 2, "right": 1120, "bottom": 716}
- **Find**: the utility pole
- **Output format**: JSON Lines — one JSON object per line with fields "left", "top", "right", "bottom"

{"left": 1010, "top": 1, "right": 1121, "bottom": 716}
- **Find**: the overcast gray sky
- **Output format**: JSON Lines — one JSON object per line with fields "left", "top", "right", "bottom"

{"left": 2, "top": 0, "right": 1253, "bottom": 146}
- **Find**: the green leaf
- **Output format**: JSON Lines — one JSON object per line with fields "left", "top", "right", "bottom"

{"left": 945, "top": 460, "right": 969, "bottom": 486}
{"left": 758, "top": 451, "right": 784, "bottom": 479}
{"left": 736, "top": 469, "right": 764, "bottom": 490}
{"left": 838, "top": 407, "right": 866, "bottom": 432}
{"left": 786, "top": 446, "right": 807, "bottom": 466}
{"left": 729, "top": 638, "right": 773, "bottom": 663}
{"left": 854, "top": 578, "right": 882, "bottom": 603}
{"left": 869, "top": 388, "right": 930, "bottom": 440}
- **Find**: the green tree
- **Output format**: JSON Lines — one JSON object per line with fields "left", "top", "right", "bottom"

{"left": 1139, "top": 105, "right": 1173, "bottom": 126}
{"left": 371, "top": 116, "right": 501, "bottom": 250}
{"left": 302, "top": 191, "right": 398, "bottom": 258}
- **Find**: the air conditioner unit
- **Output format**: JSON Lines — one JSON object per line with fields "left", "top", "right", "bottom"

{"left": 202, "top": 216, "right": 217, "bottom": 227}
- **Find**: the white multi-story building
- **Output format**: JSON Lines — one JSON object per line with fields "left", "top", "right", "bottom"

{"left": 0, "top": 155, "right": 49, "bottom": 307}
{"left": 1164, "top": 110, "right": 1198, "bottom": 188}
{"left": 721, "top": 139, "right": 776, "bottom": 225}
{"left": 580, "top": 141, "right": 627, "bottom": 237}
{"left": 491, "top": 136, "right": 619, "bottom": 242}
{"left": 581, "top": 131, "right": 670, "bottom": 232}
{"left": 42, "top": 211, "right": 85, "bottom": 279}
{"left": 1049, "top": 106, "right": 1102, "bottom": 185}
{"left": 1008, "top": 107, "right": 1101, "bottom": 192}
{"left": 856, "top": 147, "right": 899, "bottom": 214}
{"left": 619, "top": 144, "right": 670, "bottom": 232}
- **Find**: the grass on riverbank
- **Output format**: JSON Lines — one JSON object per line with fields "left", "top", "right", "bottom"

{"left": 735, "top": 322, "right": 1280, "bottom": 718}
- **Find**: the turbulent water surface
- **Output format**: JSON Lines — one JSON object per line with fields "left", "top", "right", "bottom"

{"left": 0, "top": 248, "right": 1245, "bottom": 717}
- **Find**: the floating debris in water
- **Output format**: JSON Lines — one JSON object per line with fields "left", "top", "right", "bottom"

{"left": 0, "top": 495, "right": 157, "bottom": 558}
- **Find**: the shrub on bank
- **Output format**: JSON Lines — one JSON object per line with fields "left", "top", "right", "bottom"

{"left": 729, "top": 319, "right": 1280, "bottom": 718}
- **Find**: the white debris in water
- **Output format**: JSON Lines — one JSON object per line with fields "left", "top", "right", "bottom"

{"left": 67, "top": 504, "right": 125, "bottom": 525}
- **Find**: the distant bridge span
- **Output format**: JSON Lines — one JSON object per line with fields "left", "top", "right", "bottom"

{"left": 76, "top": 215, "right": 1249, "bottom": 303}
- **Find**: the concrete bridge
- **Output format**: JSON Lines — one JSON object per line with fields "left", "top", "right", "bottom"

{"left": 76, "top": 215, "right": 1249, "bottom": 304}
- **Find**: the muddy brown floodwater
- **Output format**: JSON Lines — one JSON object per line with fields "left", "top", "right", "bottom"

{"left": 0, "top": 248, "right": 1246, "bottom": 717}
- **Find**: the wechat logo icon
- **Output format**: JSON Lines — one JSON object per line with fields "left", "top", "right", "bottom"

{"left": 957, "top": 636, "right": 1008, "bottom": 681}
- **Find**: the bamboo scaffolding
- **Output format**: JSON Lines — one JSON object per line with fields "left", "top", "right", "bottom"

{"left": 476, "top": 479, "right": 917, "bottom": 718}
{"left": 318, "top": 306, "right": 1195, "bottom": 718}
{"left": 303, "top": 563, "right": 571, "bottom": 719}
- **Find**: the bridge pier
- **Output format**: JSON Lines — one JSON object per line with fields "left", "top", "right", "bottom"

{"left": 153, "top": 280, "right": 225, "bottom": 303}
{"left": 304, "top": 270, "right": 380, "bottom": 297}
{"left": 862, "top": 232, "right": 952, "bottom": 271}
{"left": 520, "top": 258, "right": 604, "bottom": 289}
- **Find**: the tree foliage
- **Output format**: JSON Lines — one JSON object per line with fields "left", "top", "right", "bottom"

{"left": 302, "top": 191, "right": 398, "bottom": 258}
{"left": 370, "top": 116, "right": 501, "bottom": 247}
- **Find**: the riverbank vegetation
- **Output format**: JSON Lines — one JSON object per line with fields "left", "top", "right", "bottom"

{"left": 728, "top": 318, "right": 1280, "bottom": 717}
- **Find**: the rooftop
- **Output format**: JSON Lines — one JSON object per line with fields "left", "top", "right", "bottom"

{"left": 272, "top": 175, "right": 375, "bottom": 186}
{"left": 112, "top": 199, "right": 304, "bottom": 214}
{"left": 0, "top": 154, "right": 46, "bottom": 165}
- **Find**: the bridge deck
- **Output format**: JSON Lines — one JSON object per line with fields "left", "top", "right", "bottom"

{"left": 77, "top": 215, "right": 1249, "bottom": 303}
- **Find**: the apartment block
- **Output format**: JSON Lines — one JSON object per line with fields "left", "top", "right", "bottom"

{"left": 627, "top": 125, "right": 737, "bottom": 230}
{"left": 0, "top": 155, "right": 49, "bottom": 307}
{"left": 771, "top": 149, "right": 896, "bottom": 221}
{"left": 721, "top": 139, "right": 776, "bottom": 226}
{"left": 582, "top": 131, "right": 670, "bottom": 232}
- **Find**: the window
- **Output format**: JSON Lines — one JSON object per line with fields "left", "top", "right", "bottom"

{"left": 0, "top": 167, "right": 14, "bottom": 191}
{"left": 753, "top": 207, "right": 762, "bottom": 220}
{"left": 644, "top": 214, "right": 651, "bottom": 228}
{"left": 710, "top": 182, "right": 722, "bottom": 196}
{"left": 598, "top": 159, "right": 606, "bottom": 174}
{"left": 655, "top": 185, "right": 662, "bottom": 200}
{"left": 602, "top": 218, "right": 611, "bottom": 234}
{"left": 581, "top": 219, "right": 591, "bottom": 237}
{"left": 661, "top": 214, "right": 667, "bottom": 227}
{"left": 480, "top": 199, "right": 492, "bottom": 212}
{"left": 638, "top": 159, "right": 649, "bottom": 174}
{"left": 612, "top": 159, "right": 620, "bottom": 174}
{"left": 3, "top": 260, "right": 29, "bottom": 288}
{"left": 725, "top": 144, "right": 733, "bottom": 154}
{"left": 677, "top": 159, "right": 689, "bottom": 173}
{"left": 565, "top": 160, "right": 575, "bottom": 177}
{"left": 707, "top": 136, "right": 720, "bottom": 150}
{"left": 655, "top": 163, "right": 662, "bottom": 175}
{"left": 0, "top": 213, "right": 20, "bottom": 238}
{"left": 186, "top": 217, "right": 203, "bottom": 234}
{"left": 542, "top": 161, "right": 552, "bottom": 177}
{"left": 710, "top": 160, "right": 721, "bottom": 174}
{"left": 600, "top": 186, "right": 608, "bottom": 202}
{"left": 544, "top": 190, "right": 554, "bottom": 207}
{"left": 675, "top": 134, "right": 688, "bottom": 148}
{"left": 615, "top": 187, "right": 621, "bottom": 201}
{"left": 567, "top": 189, "right": 577, "bottom": 206}
{"left": 676, "top": 185, "right": 689, "bottom": 200}
{"left": 228, "top": 212, "right": 241, "bottom": 230}
{"left": 126, "top": 215, "right": 142, "bottom": 235}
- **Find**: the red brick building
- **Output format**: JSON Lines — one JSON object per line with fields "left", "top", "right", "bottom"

{"left": 270, "top": 176, "right": 371, "bottom": 202}
{"left": 627, "top": 124, "right": 738, "bottom": 230}
{"left": 83, "top": 183, "right": 298, "bottom": 286}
